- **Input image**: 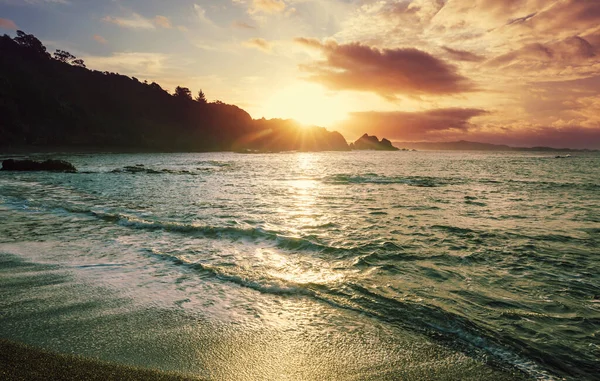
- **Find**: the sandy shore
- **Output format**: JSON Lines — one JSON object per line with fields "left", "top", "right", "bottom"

{"left": 0, "top": 339, "right": 200, "bottom": 381}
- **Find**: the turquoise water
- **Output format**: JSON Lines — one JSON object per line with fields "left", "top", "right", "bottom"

{"left": 0, "top": 151, "right": 598, "bottom": 380}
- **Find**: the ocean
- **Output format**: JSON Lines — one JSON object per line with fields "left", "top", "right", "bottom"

{"left": 0, "top": 151, "right": 598, "bottom": 380}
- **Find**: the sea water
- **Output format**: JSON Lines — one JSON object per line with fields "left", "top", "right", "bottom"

{"left": 0, "top": 151, "right": 598, "bottom": 380}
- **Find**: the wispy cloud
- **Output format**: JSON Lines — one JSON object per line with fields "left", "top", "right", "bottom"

{"left": 82, "top": 52, "right": 169, "bottom": 77}
{"left": 93, "top": 34, "right": 107, "bottom": 44}
{"left": 0, "top": 17, "right": 17, "bottom": 30}
{"left": 249, "top": 0, "right": 286, "bottom": 15}
{"left": 232, "top": 20, "right": 256, "bottom": 30}
{"left": 243, "top": 38, "right": 272, "bottom": 52}
{"left": 442, "top": 47, "right": 485, "bottom": 62}
{"left": 153, "top": 15, "right": 172, "bottom": 29}
{"left": 102, "top": 13, "right": 155, "bottom": 29}
{"left": 194, "top": 4, "right": 216, "bottom": 26}
{"left": 0, "top": 0, "right": 69, "bottom": 5}
{"left": 101, "top": 13, "right": 175, "bottom": 30}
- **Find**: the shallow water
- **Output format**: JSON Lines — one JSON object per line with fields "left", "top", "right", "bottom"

{"left": 0, "top": 151, "right": 598, "bottom": 380}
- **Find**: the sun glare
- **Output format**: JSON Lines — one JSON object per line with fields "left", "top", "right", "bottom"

{"left": 261, "top": 83, "right": 349, "bottom": 127}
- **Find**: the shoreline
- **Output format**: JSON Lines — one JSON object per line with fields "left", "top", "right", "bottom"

{"left": 0, "top": 339, "right": 200, "bottom": 381}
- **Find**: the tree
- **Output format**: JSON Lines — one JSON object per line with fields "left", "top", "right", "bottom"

{"left": 72, "top": 59, "right": 86, "bottom": 68}
{"left": 53, "top": 49, "right": 86, "bottom": 67}
{"left": 195, "top": 89, "right": 207, "bottom": 103}
{"left": 54, "top": 49, "right": 76, "bottom": 63}
{"left": 13, "top": 30, "right": 50, "bottom": 58}
{"left": 174, "top": 86, "right": 192, "bottom": 100}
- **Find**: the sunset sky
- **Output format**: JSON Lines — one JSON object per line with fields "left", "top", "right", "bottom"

{"left": 1, "top": 0, "right": 600, "bottom": 148}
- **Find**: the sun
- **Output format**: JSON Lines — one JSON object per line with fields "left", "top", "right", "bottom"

{"left": 260, "top": 83, "right": 349, "bottom": 127}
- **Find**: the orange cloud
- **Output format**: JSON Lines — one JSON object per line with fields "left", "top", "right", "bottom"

{"left": 243, "top": 38, "right": 272, "bottom": 52}
{"left": 442, "top": 47, "right": 485, "bottom": 62}
{"left": 295, "top": 38, "right": 474, "bottom": 99}
{"left": 0, "top": 18, "right": 17, "bottom": 30}
{"left": 102, "top": 14, "right": 173, "bottom": 30}
{"left": 153, "top": 15, "right": 172, "bottom": 29}
{"left": 250, "top": 0, "right": 286, "bottom": 14}
{"left": 102, "top": 14, "right": 155, "bottom": 29}
{"left": 337, "top": 108, "right": 488, "bottom": 141}
{"left": 232, "top": 20, "right": 257, "bottom": 30}
{"left": 486, "top": 35, "right": 598, "bottom": 79}
{"left": 93, "top": 34, "right": 107, "bottom": 44}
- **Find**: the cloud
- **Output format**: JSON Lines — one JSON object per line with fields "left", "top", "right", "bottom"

{"left": 519, "top": 0, "right": 600, "bottom": 37}
{"left": 153, "top": 15, "right": 172, "bottom": 29}
{"left": 193, "top": 4, "right": 218, "bottom": 27}
{"left": 337, "top": 108, "right": 488, "bottom": 141}
{"left": 232, "top": 20, "right": 256, "bottom": 29}
{"left": 82, "top": 52, "right": 169, "bottom": 77}
{"left": 93, "top": 34, "right": 107, "bottom": 44}
{"left": 243, "top": 38, "right": 272, "bottom": 52}
{"left": 295, "top": 38, "right": 474, "bottom": 99}
{"left": 506, "top": 12, "right": 537, "bottom": 26}
{"left": 0, "top": 0, "right": 69, "bottom": 5}
{"left": 442, "top": 46, "right": 485, "bottom": 62}
{"left": 0, "top": 18, "right": 17, "bottom": 30}
{"left": 102, "top": 13, "right": 155, "bottom": 29}
{"left": 486, "top": 35, "right": 598, "bottom": 79}
{"left": 249, "top": 0, "right": 286, "bottom": 14}
{"left": 102, "top": 13, "right": 175, "bottom": 30}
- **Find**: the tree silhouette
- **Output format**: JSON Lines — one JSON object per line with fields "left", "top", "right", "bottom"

{"left": 72, "top": 59, "right": 86, "bottom": 68}
{"left": 195, "top": 89, "right": 207, "bottom": 103}
{"left": 54, "top": 49, "right": 75, "bottom": 63}
{"left": 14, "top": 30, "right": 50, "bottom": 58}
{"left": 174, "top": 86, "right": 192, "bottom": 100}
{"left": 53, "top": 49, "right": 86, "bottom": 67}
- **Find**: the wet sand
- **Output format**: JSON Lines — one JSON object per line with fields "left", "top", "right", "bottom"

{"left": 0, "top": 339, "right": 199, "bottom": 381}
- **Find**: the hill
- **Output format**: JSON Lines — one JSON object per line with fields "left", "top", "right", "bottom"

{"left": 0, "top": 31, "right": 348, "bottom": 152}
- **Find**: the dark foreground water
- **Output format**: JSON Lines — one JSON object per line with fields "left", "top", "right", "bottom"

{"left": 0, "top": 151, "right": 598, "bottom": 380}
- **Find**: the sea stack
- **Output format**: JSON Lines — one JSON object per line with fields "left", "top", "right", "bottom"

{"left": 349, "top": 134, "right": 399, "bottom": 151}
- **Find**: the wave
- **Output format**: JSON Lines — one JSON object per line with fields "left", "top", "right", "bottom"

{"left": 144, "top": 248, "right": 559, "bottom": 380}
{"left": 90, "top": 210, "right": 358, "bottom": 256}
{"left": 323, "top": 174, "right": 461, "bottom": 187}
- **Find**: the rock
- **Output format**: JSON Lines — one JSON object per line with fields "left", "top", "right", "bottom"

{"left": 381, "top": 138, "right": 394, "bottom": 148}
{"left": 351, "top": 134, "right": 399, "bottom": 151}
{"left": 1, "top": 159, "right": 77, "bottom": 172}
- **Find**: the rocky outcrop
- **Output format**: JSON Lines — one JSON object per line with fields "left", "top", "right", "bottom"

{"left": 350, "top": 134, "right": 399, "bottom": 151}
{"left": 234, "top": 119, "right": 350, "bottom": 152}
{"left": 1, "top": 159, "right": 77, "bottom": 172}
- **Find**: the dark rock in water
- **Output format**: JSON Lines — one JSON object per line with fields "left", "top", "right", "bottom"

{"left": 1, "top": 159, "right": 76, "bottom": 172}
{"left": 351, "top": 134, "right": 399, "bottom": 151}
{"left": 112, "top": 166, "right": 161, "bottom": 174}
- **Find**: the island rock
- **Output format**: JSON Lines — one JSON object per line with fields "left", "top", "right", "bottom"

{"left": 350, "top": 134, "right": 399, "bottom": 151}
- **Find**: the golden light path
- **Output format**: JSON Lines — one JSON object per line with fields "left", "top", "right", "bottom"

{"left": 266, "top": 153, "right": 344, "bottom": 286}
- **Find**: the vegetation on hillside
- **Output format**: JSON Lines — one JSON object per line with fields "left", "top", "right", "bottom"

{"left": 0, "top": 31, "right": 348, "bottom": 152}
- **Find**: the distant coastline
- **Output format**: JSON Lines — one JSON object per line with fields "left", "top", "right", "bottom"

{"left": 392, "top": 140, "right": 598, "bottom": 152}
